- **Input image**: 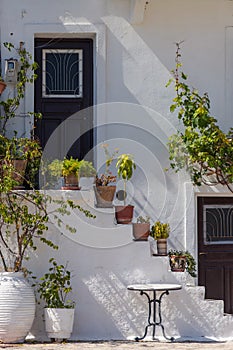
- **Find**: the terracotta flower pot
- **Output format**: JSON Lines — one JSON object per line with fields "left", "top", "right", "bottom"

{"left": 132, "top": 223, "right": 150, "bottom": 241}
{"left": 0, "top": 159, "right": 27, "bottom": 189}
{"left": 94, "top": 185, "right": 116, "bottom": 208}
{"left": 62, "top": 174, "right": 80, "bottom": 190}
{"left": 12, "top": 159, "right": 27, "bottom": 188}
{"left": 156, "top": 238, "right": 167, "bottom": 255}
{"left": 115, "top": 205, "right": 134, "bottom": 224}
{"left": 169, "top": 255, "right": 186, "bottom": 272}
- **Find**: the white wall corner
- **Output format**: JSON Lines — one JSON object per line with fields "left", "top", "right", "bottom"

{"left": 130, "top": 0, "right": 149, "bottom": 24}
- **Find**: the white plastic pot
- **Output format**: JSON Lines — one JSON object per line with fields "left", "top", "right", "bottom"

{"left": 0, "top": 272, "right": 36, "bottom": 343}
{"left": 79, "top": 177, "right": 95, "bottom": 190}
{"left": 44, "top": 308, "right": 75, "bottom": 340}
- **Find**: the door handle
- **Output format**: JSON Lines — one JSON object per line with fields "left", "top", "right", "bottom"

{"left": 199, "top": 252, "right": 207, "bottom": 255}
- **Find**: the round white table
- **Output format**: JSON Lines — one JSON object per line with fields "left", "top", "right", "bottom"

{"left": 127, "top": 283, "right": 182, "bottom": 341}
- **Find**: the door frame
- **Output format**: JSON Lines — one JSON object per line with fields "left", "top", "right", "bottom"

{"left": 197, "top": 195, "right": 233, "bottom": 313}
{"left": 34, "top": 37, "right": 94, "bottom": 161}
{"left": 23, "top": 24, "right": 107, "bottom": 164}
{"left": 184, "top": 184, "right": 233, "bottom": 276}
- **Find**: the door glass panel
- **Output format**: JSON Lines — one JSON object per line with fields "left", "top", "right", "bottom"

{"left": 203, "top": 204, "right": 233, "bottom": 244}
{"left": 42, "top": 49, "right": 83, "bottom": 98}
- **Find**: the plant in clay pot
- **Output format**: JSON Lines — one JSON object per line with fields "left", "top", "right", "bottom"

{"left": 47, "top": 157, "right": 80, "bottom": 190}
{"left": 94, "top": 144, "right": 119, "bottom": 207}
{"left": 115, "top": 153, "right": 136, "bottom": 224}
{"left": 61, "top": 157, "right": 80, "bottom": 190}
{"left": 79, "top": 160, "right": 96, "bottom": 190}
{"left": 0, "top": 135, "right": 41, "bottom": 189}
{"left": 150, "top": 221, "right": 170, "bottom": 255}
{"left": 36, "top": 258, "right": 75, "bottom": 341}
{"left": 132, "top": 215, "right": 150, "bottom": 241}
{"left": 168, "top": 249, "right": 197, "bottom": 277}
{"left": 0, "top": 42, "right": 42, "bottom": 190}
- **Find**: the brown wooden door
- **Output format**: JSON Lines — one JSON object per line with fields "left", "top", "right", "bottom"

{"left": 198, "top": 196, "right": 233, "bottom": 313}
{"left": 34, "top": 38, "right": 93, "bottom": 160}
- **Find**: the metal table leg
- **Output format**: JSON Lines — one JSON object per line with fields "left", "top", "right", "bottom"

{"left": 135, "top": 289, "right": 174, "bottom": 342}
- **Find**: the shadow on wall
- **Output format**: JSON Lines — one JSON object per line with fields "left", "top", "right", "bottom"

{"left": 82, "top": 270, "right": 232, "bottom": 340}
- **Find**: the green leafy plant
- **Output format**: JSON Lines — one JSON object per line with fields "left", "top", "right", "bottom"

{"left": 62, "top": 157, "right": 80, "bottom": 177}
{"left": 168, "top": 249, "right": 197, "bottom": 277}
{"left": 0, "top": 189, "right": 96, "bottom": 272}
{"left": 150, "top": 221, "right": 170, "bottom": 239}
{"left": 79, "top": 160, "right": 96, "bottom": 177}
{"left": 47, "top": 159, "right": 63, "bottom": 178}
{"left": 116, "top": 153, "right": 136, "bottom": 205}
{"left": 37, "top": 258, "right": 75, "bottom": 308}
{"left": 0, "top": 42, "right": 41, "bottom": 135}
{"left": 0, "top": 42, "right": 42, "bottom": 188}
{"left": 136, "top": 215, "right": 150, "bottom": 224}
{"left": 166, "top": 42, "right": 233, "bottom": 192}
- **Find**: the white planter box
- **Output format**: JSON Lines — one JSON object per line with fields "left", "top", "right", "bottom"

{"left": 44, "top": 308, "right": 75, "bottom": 340}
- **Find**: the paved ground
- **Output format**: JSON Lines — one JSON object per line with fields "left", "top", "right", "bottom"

{"left": 0, "top": 341, "right": 233, "bottom": 350}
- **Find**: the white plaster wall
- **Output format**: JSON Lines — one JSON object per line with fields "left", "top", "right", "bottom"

{"left": 0, "top": 0, "right": 233, "bottom": 341}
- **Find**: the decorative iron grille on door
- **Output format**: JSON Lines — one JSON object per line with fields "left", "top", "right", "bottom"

{"left": 42, "top": 49, "right": 83, "bottom": 98}
{"left": 35, "top": 37, "right": 93, "bottom": 161}
{"left": 203, "top": 204, "right": 233, "bottom": 244}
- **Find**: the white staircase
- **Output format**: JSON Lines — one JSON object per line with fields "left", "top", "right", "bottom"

{"left": 43, "top": 190, "right": 233, "bottom": 341}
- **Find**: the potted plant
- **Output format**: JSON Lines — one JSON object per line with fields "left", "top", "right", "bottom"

{"left": 61, "top": 157, "right": 80, "bottom": 190}
{"left": 0, "top": 42, "right": 42, "bottom": 189}
{"left": 132, "top": 215, "right": 150, "bottom": 241}
{"left": 79, "top": 159, "right": 96, "bottom": 190}
{"left": 94, "top": 144, "right": 118, "bottom": 207}
{"left": 0, "top": 188, "right": 56, "bottom": 343}
{"left": 115, "top": 153, "right": 136, "bottom": 224}
{"left": 36, "top": 258, "right": 75, "bottom": 341}
{"left": 46, "top": 158, "right": 63, "bottom": 189}
{"left": 47, "top": 157, "right": 80, "bottom": 190}
{"left": 168, "top": 250, "right": 197, "bottom": 277}
{"left": 1, "top": 136, "right": 41, "bottom": 189}
{"left": 150, "top": 221, "right": 170, "bottom": 255}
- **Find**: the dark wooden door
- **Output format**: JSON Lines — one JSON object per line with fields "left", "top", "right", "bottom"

{"left": 198, "top": 196, "right": 233, "bottom": 313}
{"left": 34, "top": 38, "right": 93, "bottom": 160}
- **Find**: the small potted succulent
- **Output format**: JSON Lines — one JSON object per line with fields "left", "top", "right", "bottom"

{"left": 150, "top": 221, "right": 170, "bottom": 255}
{"left": 36, "top": 258, "right": 75, "bottom": 341}
{"left": 94, "top": 144, "right": 119, "bottom": 207}
{"left": 115, "top": 153, "right": 136, "bottom": 224}
{"left": 132, "top": 215, "right": 150, "bottom": 241}
{"left": 168, "top": 249, "right": 197, "bottom": 277}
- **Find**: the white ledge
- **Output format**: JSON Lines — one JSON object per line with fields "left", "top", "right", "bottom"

{"left": 130, "top": 0, "right": 149, "bottom": 24}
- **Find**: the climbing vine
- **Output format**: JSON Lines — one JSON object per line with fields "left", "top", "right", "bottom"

{"left": 167, "top": 42, "right": 233, "bottom": 192}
